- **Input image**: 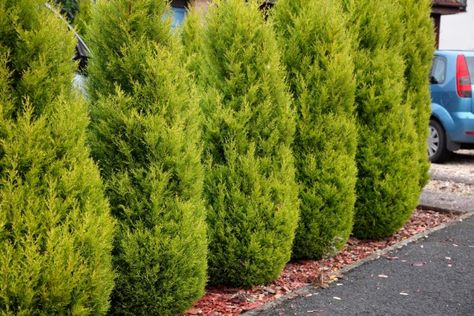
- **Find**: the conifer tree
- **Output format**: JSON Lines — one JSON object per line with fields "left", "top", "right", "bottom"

{"left": 53, "top": 0, "right": 93, "bottom": 33}
{"left": 343, "top": 0, "right": 420, "bottom": 239}
{"left": 54, "top": 0, "right": 79, "bottom": 21}
{"left": 0, "top": 0, "right": 114, "bottom": 314}
{"left": 399, "top": 0, "right": 434, "bottom": 187}
{"left": 75, "top": 0, "right": 94, "bottom": 34}
{"left": 273, "top": 0, "right": 357, "bottom": 259}
{"left": 181, "top": 6, "right": 204, "bottom": 79}
{"left": 196, "top": 0, "right": 299, "bottom": 287}
{"left": 86, "top": 0, "right": 207, "bottom": 314}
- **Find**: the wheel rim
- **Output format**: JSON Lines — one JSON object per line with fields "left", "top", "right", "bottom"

{"left": 428, "top": 125, "right": 440, "bottom": 158}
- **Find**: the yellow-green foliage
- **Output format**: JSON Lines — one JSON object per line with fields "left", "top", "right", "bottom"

{"left": 0, "top": 0, "right": 114, "bottom": 314}
{"left": 195, "top": 0, "right": 299, "bottom": 287}
{"left": 273, "top": 0, "right": 357, "bottom": 259}
{"left": 399, "top": 0, "right": 435, "bottom": 187}
{"left": 87, "top": 0, "right": 207, "bottom": 314}
{"left": 181, "top": 6, "right": 204, "bottom": 77}
{"left": 344, "top": 0, "right": 420, "bottom": 239}
{"left": 75, "top": 0, "right": 94, "bottom": 34}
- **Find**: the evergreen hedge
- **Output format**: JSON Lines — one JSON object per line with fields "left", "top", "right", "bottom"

{"left": 195, "top": 0, "right": 299, "bottom": 287}
{"left": 181, "top": 6, "right": 204, "bottom": 79}
{"left": 54, "top": 0, "right": 79, "bottom": 21}
{"left": 399, "top": 0, "right": 434, "bottom": 187}
{"left": 0, "top": 0, "right": 114, "bottom": 314}
{"left": 53, "top": 0, "right": 93, "bottom": 33}
{"left": 86, "top": 0, "right": 207, "bottom": 314}
{"left": 273, "top": 0, "right": 357, "bottom": 259}
{"left": 343, "top": 0, "right": 420, "bottom": 239}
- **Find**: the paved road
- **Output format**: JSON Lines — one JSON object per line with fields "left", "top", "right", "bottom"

{"left": 256, "top": 215, "right": 474, "bottom": 316}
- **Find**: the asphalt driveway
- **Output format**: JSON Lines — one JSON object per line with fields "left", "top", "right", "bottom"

{"left": 254, "top": 214, "right": 474, "bottom": 316}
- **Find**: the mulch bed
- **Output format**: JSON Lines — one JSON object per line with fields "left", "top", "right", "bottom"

{"left": 185, "top": 209, "right": 461, "bottom": 316}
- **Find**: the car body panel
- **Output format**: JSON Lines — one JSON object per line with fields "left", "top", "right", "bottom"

{"left": 431, "top": 50, "right": 474, "bottom": 148}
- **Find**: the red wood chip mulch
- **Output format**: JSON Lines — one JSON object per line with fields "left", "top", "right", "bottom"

{"left": 185, "top": 209, "right": 461, "bottom": 316}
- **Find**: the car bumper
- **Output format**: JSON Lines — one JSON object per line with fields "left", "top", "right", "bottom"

{"left": 448, "top": 111, "right": 474, "bottom": 143}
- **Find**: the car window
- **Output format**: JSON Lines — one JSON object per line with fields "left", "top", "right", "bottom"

{"left": 466, "top": 57, "right": 474, "bottom": 83}
{"left": 431, "top": 56, "right": 446, "bottom": 84}
{"left": 171, "top": 7, "right": 186, "bottom": 28}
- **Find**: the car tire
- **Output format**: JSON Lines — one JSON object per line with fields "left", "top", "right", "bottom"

{"left": 428, "top": 119, "right": 451, "bottom": 163}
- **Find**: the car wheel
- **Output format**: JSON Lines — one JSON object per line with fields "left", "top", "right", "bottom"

{"left": 428, "top": 119, "right": 450, "bottom": 163}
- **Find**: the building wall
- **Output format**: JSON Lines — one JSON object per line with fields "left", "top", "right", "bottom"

{"left": 191, "top": 0, "right": 210, "bottom": 11}
{"left": 439, "top": 0, "right": 474, "bottom": 50}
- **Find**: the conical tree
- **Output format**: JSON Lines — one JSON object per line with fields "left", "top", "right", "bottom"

{"left": 0, "top": 0, "right": 114, "bottom": 314}
{"left": 272, "top": 0, "right": 357, "bottom": 259}
{"left": 343, "top": 0, "right": 420, "bottom": 239}
{"left": 53, "top": 0, "right": 94, "bottom": 33}
{"left": 399, "top": 0, "right": 434, "bottom": 187}
{"left": 181, "top": 5, "right": 204, "bottom": 77}
{"left": 53, "top": 0, "right": 79, "bottom": 21}
{"left": 86, "top": 0, "right": 207, "bottom": 314}
{"left": 195, "top": 0, "right": 299, "bottom": 287}
{"left": 75, "top": 0, "right": 94, "bottom": 34}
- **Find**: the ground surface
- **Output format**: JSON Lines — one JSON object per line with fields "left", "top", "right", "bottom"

{"left": 254, "top": 214, "right": 474, "bottom": 316}
{"left": 187, "top": 151, "right": 474, "bottom": 315}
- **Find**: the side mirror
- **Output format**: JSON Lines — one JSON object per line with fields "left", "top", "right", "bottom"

{"left": 430, "top": 76, "right": 439, "bottom": 84}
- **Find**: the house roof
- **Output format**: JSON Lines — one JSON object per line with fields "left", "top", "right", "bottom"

{"left": 432, "top": 0, "right": 467, "bottom": 15}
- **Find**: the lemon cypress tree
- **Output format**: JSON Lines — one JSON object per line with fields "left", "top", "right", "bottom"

{"left": 0, "top": 0, "right": 114, "bottom": 314}
{"left": 181, "top": 6, "right": 204, "bottom": 79}
{"left": 54, "top": 0, "right": 79, "bottom": 20}
{"left": 343, "top": 0, "right": 420, "bottom": 239}
{"left": 399, "top": 0, "right": 434, "bottom": 187}
{"left": 86, "top": 0, "right": 207, "bottom": 314}
{"left": 273, "top": 0, "right": 357, "bottom": 259}
{"left": 196, "top": 0, "right": 299, "bottom": 287}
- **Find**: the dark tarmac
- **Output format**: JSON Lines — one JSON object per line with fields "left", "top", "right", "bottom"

{"left": 252, "top": 152, "right": 474, "bottom": 316}
{"left": 254, "top": 213, "right": 474, "bottom": 316}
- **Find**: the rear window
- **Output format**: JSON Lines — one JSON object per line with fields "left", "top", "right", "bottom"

{"left": 431, "top": 56, "right": 446, "bottom": 84}
{"left": 467, "top": 57, "right": 474, "bottom": 83}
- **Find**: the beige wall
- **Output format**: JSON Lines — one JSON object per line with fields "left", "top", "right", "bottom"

{"left": 440, "top": 0, "right": 474, "bottom": 50}
{"left": 190, "top": 0, "right": 210, "bottom": 11}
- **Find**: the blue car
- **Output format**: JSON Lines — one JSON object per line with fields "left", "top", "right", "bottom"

{"left": 429, "top": 50, "right": 474, "bottom": 163}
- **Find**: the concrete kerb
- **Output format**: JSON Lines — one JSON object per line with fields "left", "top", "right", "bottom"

{"left": 243, "top": 209, "right": 474, "bottom": 316}
{"left": 429, "top": 170, "right": 474, "bottom": 185}
{"left": 419, "top": 189, "right": 474, "bottom": 213}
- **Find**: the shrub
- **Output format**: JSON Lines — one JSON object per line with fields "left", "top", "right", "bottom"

{"left": 86, "top": 0, "right": 207, "bottom": 314}
{"left": 74, "top": 0, "right": 94, "bottom": 34}
{"left": 343, "top": 0, "right": 420, "bottom": 239}
{"left": 53, "top": 0, "right": 93, "bottom": 34}
{"left": 53, "top": 0, "right": 79, "bottom": 21}
{"left": 0, "top": 0, "right": 114, "bottom": 314}
{"left": 195, "top": 0, "right": 299, "bottom": 287}
{"left": 181, "top": 6, "right": 204, "bottom": 79}
{"left": 272, "top": 0, "right": 357, "bottom": 259}
{"left": 399, "top": 0, "right": 435, "bottom": 187}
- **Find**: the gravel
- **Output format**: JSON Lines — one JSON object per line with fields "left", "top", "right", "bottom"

{"left": 429, "top": 150, "right": 474, "bottom": 185}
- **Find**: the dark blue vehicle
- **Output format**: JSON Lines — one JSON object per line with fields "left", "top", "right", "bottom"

{"left": 429, "top": 50, "right": 474, "bottom": 163}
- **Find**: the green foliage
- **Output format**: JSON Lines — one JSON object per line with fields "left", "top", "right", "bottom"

{"left": 194, "top": 0, "right": 299, "bottom": 287}
{"left": 0, "top": 0, "right": 114, "bottom": 314}
{"left": 86, "top": 0, "right": 207, "bottom": 314}
{"left": 399, "top": 0, "right": 434, "bottom": 187}
{"left": 344, "top": 0, "right": 420, "bottom": 239}
{"left": 181, "top": 6, "right": 204, "bottom": 79}
{"left": 53, "top": 0, "right": 79, "bottom": 21}
{"left": 74, "top": 0, "right": 95, "bottom": 34}
{"left": 273, "top": 0, "right": 357, "bottom": 259}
